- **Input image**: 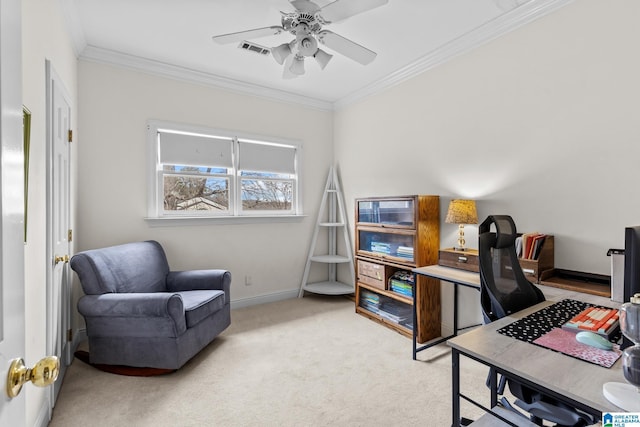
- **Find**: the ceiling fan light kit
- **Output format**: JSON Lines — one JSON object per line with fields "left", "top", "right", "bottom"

{"left": 271, "top": 42, "right": 293, "bottom": 65}
{"left": 314, "top": 49, "right": 332, "bottom": 70}
{"left": 212, "top": 0, "right": 389, "bottom": 78}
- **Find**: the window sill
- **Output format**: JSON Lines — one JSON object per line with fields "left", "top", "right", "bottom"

{"left": 144, "top": 215, "right": 307, "bottom": 227}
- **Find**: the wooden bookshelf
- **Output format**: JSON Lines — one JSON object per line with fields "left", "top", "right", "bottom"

{"left": 354, "top": 195, "right": 440, "bottom": 343}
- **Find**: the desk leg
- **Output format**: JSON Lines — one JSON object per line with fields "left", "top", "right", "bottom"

{"left": 412, "top": 273, "right": 418, "bottom": 360}
{"left": 452, "top": 348, "right": 461, "bottom": 427}
{"left": 489, "top": 367, "right": 498, "bottom": 408}
{"left": 453, "top": 281, "right": 459, "bottom": 335}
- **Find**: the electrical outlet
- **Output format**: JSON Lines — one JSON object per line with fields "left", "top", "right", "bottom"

{"left": 245, "top": 275, "right": 252, "bottom": 286}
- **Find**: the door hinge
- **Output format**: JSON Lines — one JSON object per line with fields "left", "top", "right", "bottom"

{"left": 68, "top": 129, "right": 73, "bottom": 143}
{"left": 68, "top": 229, "right": 73, "bottom": 242}
{"left": 67, "top": 329, "right": 73, "bottom": 342}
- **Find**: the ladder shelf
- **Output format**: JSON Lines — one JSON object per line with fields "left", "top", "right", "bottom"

{"left": 299, "top": 167, "right": 355, "bottom": 297}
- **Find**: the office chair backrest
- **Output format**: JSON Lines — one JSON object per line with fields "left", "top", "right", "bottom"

{"left": 478, "top": 215, "right": 545, "bottom": 323}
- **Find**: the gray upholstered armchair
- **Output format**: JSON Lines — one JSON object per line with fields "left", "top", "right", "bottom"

{"left": 70, "top": 240, "right": 231, "bottom": 370}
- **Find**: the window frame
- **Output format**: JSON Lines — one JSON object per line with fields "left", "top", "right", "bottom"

{"left": 146, "top": 120, "right": 303, "bottom": 223}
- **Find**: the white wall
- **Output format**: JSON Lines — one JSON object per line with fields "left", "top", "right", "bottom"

{"left": 76, "top": 61, "right": 333, "bottom": 309}
{"left": 334, "top": 0, "right": 640, "bottom": 331}
{"left": 22, "top": 0, "right": 78, "bottom": 425}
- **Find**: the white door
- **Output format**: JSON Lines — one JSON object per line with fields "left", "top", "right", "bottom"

{"left": 0, "top": 0, "right": 27, "bottom": 423}
{"left": 46, "top": 61, "right": 72, "bottom": 404}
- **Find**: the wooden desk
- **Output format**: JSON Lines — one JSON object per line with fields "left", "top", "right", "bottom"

{"left": 412, "top": 265, "right": 481, "bottom": 360}
{"left": 448, "top": 296, "right": 624, "bottom": 426}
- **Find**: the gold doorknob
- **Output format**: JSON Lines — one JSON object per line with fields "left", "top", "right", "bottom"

{"left": 6, "top": 356, "right": 59, "bottom": 398}
{"left": 54, "top": 254, "right": 69, "bottom": 264}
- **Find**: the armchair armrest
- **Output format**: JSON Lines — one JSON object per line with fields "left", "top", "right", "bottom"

{"left": 78, "top": 293, "right": 186, "bottom": 336}
{"left": 166, "top": 269, "right": 231, "bottom": 296}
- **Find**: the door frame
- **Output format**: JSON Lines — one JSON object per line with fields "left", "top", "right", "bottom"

{"left": 45, "top": 60, "right": 73, "bottom": 406}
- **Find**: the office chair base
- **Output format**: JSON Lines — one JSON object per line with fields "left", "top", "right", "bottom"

{"left": 603, "top": 382, "right": 640, "bottom": 412}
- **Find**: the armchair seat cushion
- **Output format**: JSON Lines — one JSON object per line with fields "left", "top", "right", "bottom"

{"left": 178, "top": 290, "right": 225, "bottom": 328}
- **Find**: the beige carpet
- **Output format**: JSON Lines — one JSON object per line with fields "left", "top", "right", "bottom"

{"left": 49, "top": 295, "right": 490, "bottom": 426}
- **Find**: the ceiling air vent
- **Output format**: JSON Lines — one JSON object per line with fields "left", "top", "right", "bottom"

{"left": 238, "top": 41, "right": 270, "bottom": 56}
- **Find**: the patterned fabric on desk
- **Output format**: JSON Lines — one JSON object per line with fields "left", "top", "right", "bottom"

{"left": 496, "top": 299, "right": 622, "bottom": 368}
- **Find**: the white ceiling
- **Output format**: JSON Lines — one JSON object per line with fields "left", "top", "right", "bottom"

{"left": 61, "top": 0, "right": 571, "bottom": 108}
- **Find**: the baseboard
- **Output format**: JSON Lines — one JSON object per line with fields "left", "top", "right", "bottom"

{"left": 230, "top": 289, "right": 299, "bottom": 309}
{"left": 72, "top": 328, "right": 88, "bottom": 351}
{"left": 441, "top": 323, "right": 454, "bottom": 339}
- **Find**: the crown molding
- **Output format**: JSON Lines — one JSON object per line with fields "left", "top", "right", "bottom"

{"left": 334, "top": 0, "right": 574, "bottom": 110}
{"left": 79, "top": 46, "right": 334, "bottom": 111}
{"left": 59, "top": 0, "right": 87, "bottom": 57}
{"left": 71, "top": 0, "right": 572, "bottom": 111}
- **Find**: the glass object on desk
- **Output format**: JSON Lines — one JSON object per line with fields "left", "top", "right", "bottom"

{"left": 603, "top": 293, "right": 640, "bottom": 411}
{"left": 357, "top": 199, "right": 414, "bottom": 227}
{"left": 621, "top": 296, "right": 640, "bottom": 387}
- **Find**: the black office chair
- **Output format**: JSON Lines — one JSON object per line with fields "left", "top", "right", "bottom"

{"left": 478, "top": 215, "right": 595, "bottom": 427}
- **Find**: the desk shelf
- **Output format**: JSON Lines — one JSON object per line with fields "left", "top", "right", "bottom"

{"left": 540, "top": 269, "right": 611, "bottom": 297}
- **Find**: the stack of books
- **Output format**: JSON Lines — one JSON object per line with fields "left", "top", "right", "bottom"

{"left": 378, "top": 300, "right": 412, "bottom": 325}
{"left": 370, "top": 242, "right": 391, "bottom": 255}
{"left": 359, "top": 290, "right": 380, "bottom": 314}
{"left": 396, "top": 246, "right": 414, "bottom": 260}
{"left": 389, "top": 270, "right": 414, "bottom": 297}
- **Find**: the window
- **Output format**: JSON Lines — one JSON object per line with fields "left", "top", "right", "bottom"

{"left": 147, "top": 120, "right": 301, "bottom": 220}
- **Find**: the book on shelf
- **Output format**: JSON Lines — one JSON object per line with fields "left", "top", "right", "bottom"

{"left": 378, "top": 300, "right": 412, "bottom": 324}
{"left": 516, "top": 232, "right": 547, "bottom": 260}
{"left": 370, "top": 242, "right": 391, "bottom": 254}
{"left": 359, "top": 290, "right": 381, "bottom": 313}
{"left": 388, "top": 270, "right": 414, "bottom": 297}
{"left": 396, "top": 246, "right": 414, "bottom": 259}
{"left": 561, "top": 306, "right": 620, "bottom": 340}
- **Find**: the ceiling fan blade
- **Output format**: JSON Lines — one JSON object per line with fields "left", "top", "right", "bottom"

{"left": 212, "top": 26, "right": 284, "bottom": 44}
{"left": 289, "top": 0, "right": 320, "bottom": 14}
{"left": 317, "top": 30, "right": 376, "bottom": 65}
{"left": 319, "top": 0, "right": 388, "bottom": 23}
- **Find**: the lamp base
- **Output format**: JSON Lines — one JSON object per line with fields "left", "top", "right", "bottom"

{"left": 603, "top": 382, "right": 640, "bottom": 411}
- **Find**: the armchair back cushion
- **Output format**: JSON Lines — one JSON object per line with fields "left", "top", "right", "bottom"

{"left": 72, "top": 240, "right": 170, "bottom": 294}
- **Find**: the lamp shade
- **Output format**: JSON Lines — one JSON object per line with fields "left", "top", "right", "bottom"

{"left": 289, "top": 56, "right": 305, "bottom": 75}
{"left": 314, "top": 48, "right": 332, "bottom": 69}
{"left": 271, "top": 43, "right": 292, "bottom": 65}
{"left": 445, "top": 199, "right": 478, "bottom": 225}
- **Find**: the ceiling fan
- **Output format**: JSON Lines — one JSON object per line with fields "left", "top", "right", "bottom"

{"left": 212, "top": 0, "right": 389, "bottom": 78}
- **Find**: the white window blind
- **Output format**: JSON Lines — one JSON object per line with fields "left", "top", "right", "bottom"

{"left": 238, "top": 140, "right": 296, "bottom": 174}
{"left": 159, "top": 131, "right": 233, "bottom": 168}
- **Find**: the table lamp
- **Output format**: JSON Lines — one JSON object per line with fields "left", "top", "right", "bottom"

{"left": 445, "top": 199, "right": 478, "bottom": 251}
